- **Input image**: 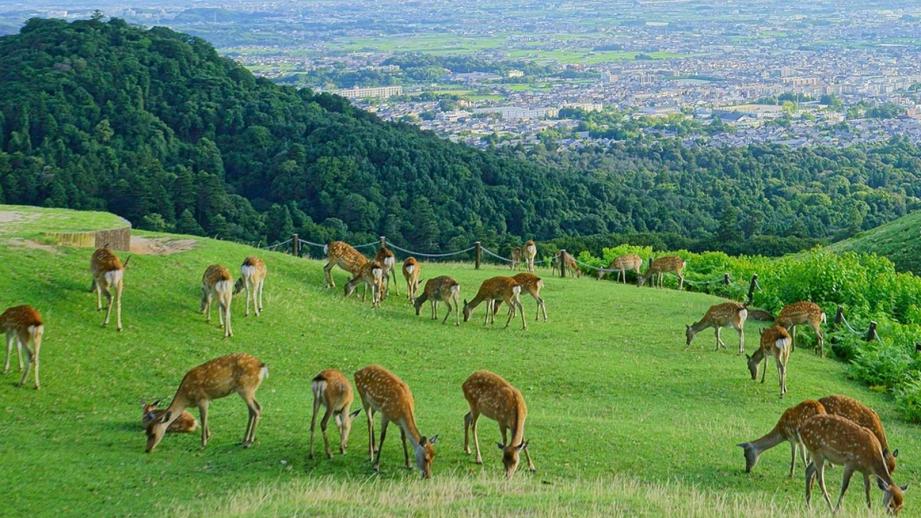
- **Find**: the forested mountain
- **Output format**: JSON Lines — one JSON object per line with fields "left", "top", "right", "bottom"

{"left": 1, "top": 17, "right": 920, "bottom": 253}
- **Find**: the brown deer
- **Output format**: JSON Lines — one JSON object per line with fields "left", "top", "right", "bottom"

{"left": 463, "top": 277, "right": 527, "bottom": 330}
{"left": 524, "top": 240, "right": 537, "bottom": 272}
{"left": 462, "top": 370, "right": 536, "bottom": 478}
{"left": 776, "top": 301, "right": 826, "bottom": 356}
{"left": 354, "top": 365, "right": 438, "bottom": 478}
{"left": 598, "top": 254, "right": 644, "bottom": 283}
{"left": 375, "top": 243, "right": 398, "bottom": 298}
{"left": 402, "top": 257, "right": 421, "bottom": 303}
{"left": 141, "top": 400, "right": 198, "bottom": 433}
{"left": 746, "top": 325, "right": 793, "bottom": 398}
{"left": 414, "top": 276, "right": 462, "bottom": 325}
{"left": 91, "top": 246, "right": 127, "bottom": 331}
{"left": 145, "top": 353, "right": 267, "bottom": 452}
{"left": 1, "top": 305, "right": 44, "bottom": 389}
{"left": 201, "top": 264, "right": 234, "bottom": 337}
{"left": 637, "top": 256, "right": 685, "bottom": 289}
{"left": 233, "top": 256, "right": 267, "bottom": 317}
{"left": 819, "top": 394, "right": 898, "bottom": 474}
{"left": 492, "top": 273, "right": 548, "bottom": 322}
{"left": 685, "top": 302, "right": 748, "bottom": 353}
{"left": 800, "top": 414, "right": 908, "bottom": 514}
{"left": 509, "top": 247, "right": 522, "bottom": 270}
{"left": 309, "top": 368, "right": 362, "bottom": 460}
{"left": 738, "top": 399, "right": 827, "bottom": 477}
{"left": 558, "top": 250, "right": 582, "bottom": 278}
{"left": 344, "top": 261, "right": 385, "bottom": 309}
{"left": 323, "top": 241, "right": 368, "bottom": 289}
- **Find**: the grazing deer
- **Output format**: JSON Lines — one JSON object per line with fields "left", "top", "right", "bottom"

{"left": 738, "top": 399, "right": 827, "bottom": 477}
{"left": 685, "top": 302, "right": 748, "bottom": 353}
{"left": 462, "top": 370, "right": 536, "bottom": 478}
{"left": 402, "top": 257, "right": 421, "bottom": 303}
{"left": 145, "top": 353, "right": 268, "bottom": 452}
{"left": 463, "top": 277, "right": 527, "bottom": 330}
{"left": 524, "top": 240, "right": 537, "bottom": 272}
{"left": 375, "top": 243, "right": 398, "bottom": 298}
{"left": 233, "top": 256, "right": 267, "bottom": 317}
{"left": 141, "top": 400, "right": 198, "bottom": 433}
{"left": 414, "top": 276, "right": 462, "bottom": 325}
{"left": 558, "top": 250, "right": 581, "bottom": 278}
{"left": 323, "top": 241, "right": 367, "bottom": 289}
{"left": 746, "top": 325, "right": 793, "bottom": 398}
{"left": 800, "top": 414, "right": 908, "bottom": 514}
{"left": 201, "top": 264, "right": 234, "bottom": 337}
{"left": 344, "top": 261, "right": 385, "bottom": 309}
{"left": 90, "top": 246, "right": 127, "bottom": 331}
{"left": 309, "top": 368, "right": 362, "bottom": 459}
{"left": 510, "top": 247, "right": 522, "bottom": 270}
{"left": 598, "top": 254, "right": 644, "bottom": 283}
{"left": 354, "top": 365, "right": 438, "bottom": 478}
{"left": 492, "top": 273, "right": 548, "bottom": 322}
{"left": 776, "top": 301, "right": 826, "bottom": 356}
{"left": 1, "top": 305, "right": 44, "bottom": 389}
{"left": 819, "top": 394, "right": 898, "bottom": 474}
{"left": 637, "top": 256, "right": 685, "bottom": 289}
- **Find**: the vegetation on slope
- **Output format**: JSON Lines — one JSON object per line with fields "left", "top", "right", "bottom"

{"left": 830, "top": 210, "right": 921, "bottom": 275}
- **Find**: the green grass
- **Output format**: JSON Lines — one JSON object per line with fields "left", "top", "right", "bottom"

{"left": 506, "top": 49, "right": 686, "bottom": 64}
{"left": 0, "top": 206, "right": 918, "bottom": 516}
{"left": 0, "top": 204, "right": 128, "bottom": 239}
{"left": 830, "top": 211, "right": 921, "bottom": 274}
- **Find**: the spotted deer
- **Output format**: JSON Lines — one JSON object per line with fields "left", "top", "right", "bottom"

{"left": 1, "top": 305, "right": 44, "bottom": 389}
{"left": 402, "top": 257, "right": 421, "bottom": 303}
{"left": 233, "top": 256, "right": 267, "bottom": 317}
{"left": 413, "top": 276, "right": 461, "bottom": 325}
{"left": 323, "top": 241, "right": 368, "bottom": 289}
{"left": 685, "top": 302, "right": 748, "bottom": 353}
{"left": 510, "top": 247, "right": 522, "bottom": 270}
{"left": 800, "top": 414, "right": 908, "bottom": 514}
{"left": 598, "top": 254, "right": 644, "bottom": 283}
{"left": 354, "top": 365, "right": 438, "bottom": 478}
{"left": 738, "top": 399, "right": 827, "bottom": 477}
{"left": 819, "top": 394, "right": 898, "bottom": 474}
{"left": 200, "top": 264, "right": 234, "bottom": 337}
{"left": 141, "top": 400, "right": 198, "bottom": 433}
{"left": 462, "top": 370, "right": 536, "bottom": 478}
{"left": 746, "top": 325, "right": 793, "bottom": 398}
{"left": 375, "top": 243, "right": 398, "bottom": 298}
{"left": 558, "top": 250, "right": 581, "bottom": 278}
{"left": 145, "top": 353, "right": 267, "bottom": 452}
{"left": 637, "top": 256, "right": 685, "bottom": 289}
{"left": 309, "top": 368, "right": 362, "bottom": 460}
{"left": 463, "top": 276, "right": 527, "bottom": 330}
{"left": 344, "top": 261, "right": 385, "bottom": 309}
{"left": 524, "top": 240, "right": 537, "bottom": 272}
{"left": 492, "top": 273, "right": 547, "bottom": 322}
{"left": 90, "top": 246, "right": 127, "bottom": 331}
{"left": 776, "top": 301, "right": 826, "bottom": 356}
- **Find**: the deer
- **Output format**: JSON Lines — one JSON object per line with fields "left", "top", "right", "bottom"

{"left": 598, "top": 254, "right": 644, "bottom": 283}
{"left": 375, "top": 243, "right": 398, "bottom": 298}
{"left": 776, "top": 301, "right": 826, "bottom": 356}
{"left": 524, "top": 240, "right": 537, "bottom": 272}
{"left": 558, "top": 250, "right": 581, "bottom": 278}
{"left": 344, "top": 261, "right": 385, "bottom": 309}
{"left": 413, "top": 276, "right": 462, "bottom": 325}
{"left": 819, "top": 394, "right": 898, "bottom": 474}
{"left": 462, "top": 276, "right": 527, "bottom": 330}
{"left": 491, "top": 272, "right": 548, "bottom": 322}
{"left": 746, "top": 325, "right": 793, "bottom": 398}
{"left": 233, "top": 256, "right": 267, "bottom": 317}
{"left": 402, "top": 257, "right": 421, "bottom": 303}
{"left": 309, "top": 368, "right": 362, "bottom": 460}
{"left": 637, "top": 256, "right": 685, "bottom": 289}
{"left": 354, "top": 365, "right": 438, "bottom": 478}
{"left": 800, "top": 414, "right": 908, "bottom": 514}
{"left": 462, "top": 370, "right": 536, "bottom": 478}
{"left": 1, "top": 305, "right": 44, "bottom": 389}
{"left": 510, "top": 247, "right": 522, "bottom": 270}
{"left": 141, "top": 400, "right": 198, "bottom": 433}
{"left": 200, "top": 264, "right": 234, "bottom": 337}
{"left": 738, "top": 399, "right": 827, "bottom": 477}
{"left": 145, "top": 352, "right": 268, "bottom": 452}
{"left": 90, "top": 246, "right": 128, "bottom": 331}
{"left": 323, "top": 241, "right": 368, "bottom": 289}
{"left": 685, "top": 302, "right": 748, "bottom": 353}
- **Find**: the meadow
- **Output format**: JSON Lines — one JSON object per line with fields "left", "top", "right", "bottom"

{"left": 0, "top": 206, "right": 917, "bottom": 517}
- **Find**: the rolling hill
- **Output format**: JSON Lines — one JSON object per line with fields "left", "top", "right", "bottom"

{"left": 831, "top": 210, "right": 921, "bottom": 275}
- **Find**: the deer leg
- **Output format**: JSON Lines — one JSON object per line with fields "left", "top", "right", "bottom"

{"left": 863, "top": 473, "right": 872, "bottom": 509}
{"left": 244, "top": 283, "right": 251, "bottom": 317}
{"left": 258, "top": 280, "right": 264, "bottom": 313}
{"left": 114, "top": 283, "right": 123, "bottom": 332}
{"left": 464, "top": 411, "right": 472, "bottom": 454}
{"left": 813, "top": 322, "right": 824, "bottom": 357}
{"left": 17, "top": 342, "right": 31, "bottom": 388}
{"left": 789, "top": 442, "right": 797, "bottom": 478}
{"left": 834, "top": 464, "right": 855, "bottom": 512}
{"left": 323, "top": 262, "right": 335, "bottom": 288}
{"left": 777, "top": 360, "right": 786, "bottom": 398}
{"left": 678, "top": 273, "right": 685, "bottom": 290}
{"left": 791, "top": 325, "right": 797, "bottom": 352}
{"left": 320, "top": 407, "right": 333, "bottom": 459}
{"left": 761, "top": 354, "right": 768, "bottom": 383}
{"left": 4, "top": 333, "right": 14, "bottom": 373}
{"left": 365, "top": 406, "right": 375, "bottom": 461}
{"left": 805, "top": 461, "right": 817, "bottom": 506}
{"left": 95, "top": 280, "right": 103, "bottom": 311}
{"left": 221, "top": 298, "right": 232, "bottom": 338}
{"left": 471, "top": 412, "right": 483, "bottom": 464}
{"left": 442, "top": 301, "right": 453, "bottom": 324}
{"left": 816, "top": 459, "right": 833, "bottom": 511}
{"left": 504, "top": 300, "right": 516, "bottom": 328}
{"left": 400, "top": 427, "right": 410, "bottom": 468}
{"left": 204, "top": 293, "right": 213, "bottom": 322}
{"left": 738, "top": 325, "right": 745, "bottom": 355}
{"left": 539, "top": 297, "right": 548, "bottom": 321}
{"left": 308, "top": 395, "right": 320, "bottom": 459}
{"left": 199, "top": 401, "right": 211, "bottom": 447}
{"left": 30, "top": 338, "right": 39, "bottom": 390}
{"left": 103, "top": 287, "right": 114, "bottom": 326}
{"left": 241, "top": 393, "right": 261, "bottom": 447}
{"left": 716, "top": 327, "right": 726, "bottom": 350}
{"left": 500, "top": 424, "right": 508, "bottom": 447}
{"left": 518, "top": 300, "right": 527, "bottom": 330}
{"left": 523, "top": 439, "right": 536, "bottom": 472}
{"left": 373, "top": 417, "right": 390, "bottom": 472}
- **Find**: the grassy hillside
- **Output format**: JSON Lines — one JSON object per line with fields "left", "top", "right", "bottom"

{"left": 831, "top": 210, "right": 921, "bottom": 275}
{"left": 0, "top": 205, "right": 917, "bottom": 517}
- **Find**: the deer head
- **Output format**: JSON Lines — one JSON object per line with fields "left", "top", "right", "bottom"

{"left": 497, "top": 440, "right": 529, "bottom": 479}
{"left": 878, "top": 477, "right": 908, "bottom": 515}
{"left": 414, "top": 435, "right": 439, "bottom": 479}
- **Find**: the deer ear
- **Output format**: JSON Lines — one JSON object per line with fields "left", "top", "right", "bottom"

{"left": 517, "top": 441, "right": 528, "bottom": 451}
{"left": 901, "top": 484, "right": 909, "bottom": 492}
{"left": 497, "top": 442, "right": 505, "bottom": 450}
{"left": 878, "top": 477, "right": 889, "bottom": 491}
{"left": 349, "top": 408, "right": 362, "bottom": 419}
{"left": 160, "top": 411, "right": 172, "bottom": 423}
{"left": 893, "top": 449, "right": 899, "bottom": 458}
{"left": 151, "top": 399, "right": 161, "bottom": 407}
{"left": 428, "top": 435, "right": 439, "bottom": 445}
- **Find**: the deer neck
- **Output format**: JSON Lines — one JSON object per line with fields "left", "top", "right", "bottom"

{"left": 467, "top": 293, "right": 488, "bottom": 310}
{"left": 400, "top": 415, "right": 423, "bottom": 448}
{"left": 749, "top": 425, "right": 786, "bottom": 453}
{"left": 690, "top": 319, "right": 711, "bottom": 334}
{"left": 509, "top": 401, "right": 527, "bottom": 447}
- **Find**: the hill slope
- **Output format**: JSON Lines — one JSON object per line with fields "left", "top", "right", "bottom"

{"left": 0, "top": 205, "right": 917, "bottom": 516}
{"left": 830, "top": 210, "right": 921, "bottom": 274}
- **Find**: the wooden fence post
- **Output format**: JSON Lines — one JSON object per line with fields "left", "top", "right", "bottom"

{"left": 292, "top": 233, "right": 299, "bottom": 257}
{"left": 722, "top": 273, "right": 731, "bottom": 285}
{"left": 475, "top": 241, "right": 481, "bottom": 270}
{"left": 746, "top": 274, "right": 759, "bottom": 305}
{"left": 559, "top": 250, "right": 566, "bottom": 278}
{"left": 865, "top": 321, "right": 880, "bottom": 342}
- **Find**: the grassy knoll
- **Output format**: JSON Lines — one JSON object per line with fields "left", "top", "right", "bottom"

{"left": 830, "top": 210, "right": 921, "bottom": 275}
{"left": 0, "top": 204, "right": 128, "bottom": 239}
{"left": 0, "top": 206, "right": 917, "bottom": 516}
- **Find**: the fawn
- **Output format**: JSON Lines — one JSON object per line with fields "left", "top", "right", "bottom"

{"left": 558, "top": 250, "right": 581, "bottom": 278}
{"left": 598, "top": 254, "right": 643, "bottom": 283}
{"left": 738, "top": 399, "right": 827, "bottom": 476}
{"left": 510, "top": 247, "right": 522, "bottom": 270}
{"left": 90, "top": 246, "right": 128, "bottom": 331}
{"left": 201, "top": 264, "right": 234, "bottom": 337}
{"left": 523, "top": 240, "right": 537, "bottom": 272}
{"left": 819, "top": 394, "right": 898, "bottom": 474}
{"left": 375, "top": 244, "right": 399, "bottom": 298}
{"left": 637, "top": 256, "right": 685, "bottom": 289}
{"left": 685, "top": 302, "right": 748, "bottom": 353}
{"left": 1, "top": 305, "right": 44, "bottom": 389}
{"left": 309, "top": 369, "right": 362, "bottom": 459}
{"left": 233, "top": 256, "right": 267, "bottom": 317}
{"left": 402, "top": 257, "right": 421, "bottom": 303}
{"left": 324, "top": 241, "right": 368, "bottom": 289}
{"left": 463, "top": 276, "right": 527, "bottom": 330}
{"left": 141, "top": 400, "right": 198, "bottom": 433}
{"left": 344, "top": 261, "right": 385, "bottom": 308}
{"left": 776, "top": 301, "right": 826, "bottom": 356}
{"left": 491, "top": 272, "right": 548, "bottom": 322}
{"left": 746, "top": 325, "right": 793, "bottom": 398}
{"left": 414, "top": 276, "right": 462, "bottom": 325}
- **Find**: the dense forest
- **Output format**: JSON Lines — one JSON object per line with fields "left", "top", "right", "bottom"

{"left": 1, "top": 17, "right": 920, "bottom": 254}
